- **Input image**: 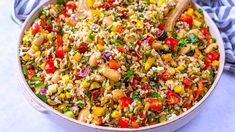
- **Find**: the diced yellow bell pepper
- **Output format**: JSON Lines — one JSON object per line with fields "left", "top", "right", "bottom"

{"left": 96, "top": 44, "right": 105, "bottom": 51}
{"left": 174, "top": 85, "right": 185, "bottom": 94}
{"left": 59, "top": 93, "right": 65, "bottom": 100}
{"left": 82, "top": 79, "right": 91, "bottom": 88}
{"left": 22, "top": 54, "right": 30, "bottom": 61}
{"left": 34, "top": 51, "right": 41, "bottom": 58}
{"left": 136, "top": 20, "right": 144, "bottom": 29}
{"left": 157, "top": 0, "right": 166, "bottom": 7}
{"left": 62, "top": 75, "right": 70, "bottom": 84}
{"left": 92, "top": 107, "right": 106, "bottom": 117}
{"left": 212, "top": 60, "right": 220, "bottom": 67}
{"left": 145, "top": 57, "right": 155, "bottom": 70}
{"left": 150, "top": 0, "right": 155, "bottom": 4}
{"left": 144, "top": 103, "right": 150, "bottom": 111}
{"left": 170, "top": 60, "right": 177, "bottom": 67}
{"left": 32, "top": 44, "right": 39, "bottom": 51}
{"left": 177, "top": 65, "right": 185, "bottom": 71}
{"left": 97, "top": 39, "right": 105, "bottom": 45}
{"left": 40, "top": 62, "right": 46, "bottom": 70}
{"left": 111, "top": 110, "right": 121, "bottom": 118}
{"left": 90, "top": 82, "right": 101, "bottom": 90}
{"left": 162, "top": 54, "right": 172, "bottom": 62}
{"left": 87, "top": 0, "right": 95, "bottom": 7}
{"left": 187, "top": 8, "right": 194, "bottom": 16}
{"left": 91, "top": 9, "right": 101, "bottom": 15}
{"left": 73, "top": 52, "right": 82, "bottom": 62}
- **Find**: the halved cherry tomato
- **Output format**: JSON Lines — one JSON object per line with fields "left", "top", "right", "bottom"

{"left": 194, "top": 80, "right": 204, "bottom": 101}
{"left": 204, "top": 60, "right": 212, "bottom": 70}
{"left": 109, "top": 60, "right": 120, "bottom": 69}
{"left": 45, "top": 25, "right": 53, "bottom": 32}
{"left": 131, "top": 121, "right": 139, "bottom": 128}
{"left": 146, "top": 36, "right": 154, "bottom": 45}
{"left": 56, "top": 36, "right": 63, "bottom": 46}
{"left": 119, "top": 117, "right": 129, "bottom": 128}
{"left": 55, "top": 46, "right": 64, "bottom": 59}
{"left": 40, "top": 19, "right": 46, "bottom": 28}
{"left": 164, "top": 37, "right": 178, "bottom": 49}
{"left": 201, "top": 27, "right": 210, "bottom": 37}
{"left": 31, "top": 23, "right": 41, "bottom": 35}
{"left": 116, "top": 25, "right": 123, "bottom": 33}
{"left": 45, "top": 60, "right": 56, "bottom": 74}
{"left": 97, "top": 117, "right": 103, "bottom": 126}
{"left": 148, "top": 98, "right": 163, "bottom": 112}
{"left": 119, "top": 97, "right": 133, "bottom": 108}
{"left": 65, "top": 3, "right": 77, "bottom": 10}
{"left": 166, "top": 91, "right": 180, "bottom": 105}
{"left": 182, "top": 98, "right": 191, "bottom": 109}
{"left": 179, "top": 14, "right": 193, "bottom": 25}
{"left": 206, "top": 51, "right": 220, "bottom": 61}
{"left": 182, "top": 78, "right": 192, "bottom": 86}
{"left": 118, "top": 45, "right": 125, "bottom": 52}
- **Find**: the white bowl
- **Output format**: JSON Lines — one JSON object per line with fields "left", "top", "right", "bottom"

{"left": 17, "top": 1, "right": 225, "bottom": 131}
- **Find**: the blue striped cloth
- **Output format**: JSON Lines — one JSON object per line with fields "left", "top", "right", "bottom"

{"left": 12, "top": 0, "right": 235, "bottom": 73}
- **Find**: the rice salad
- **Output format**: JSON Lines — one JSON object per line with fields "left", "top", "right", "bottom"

{"left": 20, "top": 0, "right": 220, "bottom": 128}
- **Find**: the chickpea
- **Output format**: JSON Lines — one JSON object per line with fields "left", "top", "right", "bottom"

{"left": 32, "top": 33, "right": 45, "bottom": 46}
{"left": 78, "top": 108, "right": 90, "bottom": 122}
{"left": 205, "top": 43, "right": 218, "bottom": 53}
{"left": 112, "top": 89, "right": 125, "bottom": 102}
{"left": 103, "top": 68, "right": 121, "bottom": 81}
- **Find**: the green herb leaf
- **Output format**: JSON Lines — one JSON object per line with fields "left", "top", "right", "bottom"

{"left": 114, "top": 37, "right": 124, "bottom": 45}
{"left": 36, "top": 93, "right": 47, "bottom": 103}
{"left": 84, "top": 56, "right": 89, "bottom": 62}
{"left": 35, "top": 82, "right": 46, "bottom": 89}
{"left": 208, "top": 68, "right": 214, "bottom": 77}
{"left": 125, "top": 70, "right": 134, "bottom": 78}
{"left": 31, "top": 76, "right": 42, "bottom": 81}
{"left": 132, "top": 90, "right": 141, "bottom": 102}
{"left": 22, "top": 65, "right": 28, "bottom": 75}
{"left": 77, "top": 103, "right": 85, "bottom": 109}
{"left": 178, "top": 38, "right": 188, "bottom": 49}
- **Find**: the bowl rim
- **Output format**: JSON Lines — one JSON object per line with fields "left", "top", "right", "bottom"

{"left": 17, "top": 1, "right": 225, "bottom": 131}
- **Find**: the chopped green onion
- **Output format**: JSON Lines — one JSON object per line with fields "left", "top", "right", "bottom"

{"left": 35, "top": 82, "right": 46, "bottom": 89}
{"left": 31, "top": 76, "right": 42, "bottom": 81}
{"left": 22, "top": 65, "right": 28, "bottom": 75}
{"left": 36, "top": 93, "right": 47, "bottom": 103}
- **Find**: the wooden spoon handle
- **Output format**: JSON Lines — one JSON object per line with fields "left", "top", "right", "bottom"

{"left": 164, "top": 0, "right": 192, "bottom": 32}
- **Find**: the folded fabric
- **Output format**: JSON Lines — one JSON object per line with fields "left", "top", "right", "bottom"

{"left": 11, "top": 0, "right": 235, "bottom": 73}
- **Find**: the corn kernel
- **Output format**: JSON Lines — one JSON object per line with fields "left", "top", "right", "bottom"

{"left": 162, "top": 54, "right": 172, "bottom": 62}
{"left": 150, "top": 0, "right": 155, "bottom": 4}
{"left": 34, "top": 51, "right": 41, "bottom": 58}
{"left": 174, "top": 85, "right": 185, "bottom": 94}
{"left": 97, "top": 39, "right": 105, "bottom": 45}
{"left": 187, "top": 8, "right": 194, "bottom": 16}
{"left": 116, "top": 105, "right": 122, "bottom": 110}
{"left": 145, "top": 57, "right": 155, "bottom": 70}
{"left": 170, "top": 60, "right": 177, "bottom": 67}
{"left": 157, "top": 0, "right": 166, "bottom": 7}
{"left": 22, "top": 54, "right": 30, "bottom": 61}
{"left": 159, "top": 115, "right": 167, "bottom": 123}
{"left": 59, "top": 93, "right": 65, "bottom": 99}
{"left": 62, "top": 75, "right": 70, "bottom": 84}
{"left": 111, "top": 110, "right": 121, "bottom": 118}
{"left": 136, "top": 20, "right": 144, "bottom": 29}
{"left": 87, "top": 0, "right": 95, "bottom": 7}
{"left": 92, "top": 107, "right": 106, "bottom": 116}
{"left": 141, "top": 77, "right": 149, "bottom": 83}
{"left": 73, "top": 53, "right": 82, "bottom": 62}
{"left": 82, "top": 79, "right": 91, "bottom": 88}
{"left": 84, "top": 25, "right": 89, "bottom": 32}
{"left": 40, "top": 62, "right": 46, "bottom": 70}
{"left": 66, "top": 92, "right": 71, "bottom": 98}
{"left": 212, "top": 60, "right": 220, "bottom": 67}
{"left": 96, "top": 44, "right": 105, "bottom": 51}
{"left": 32, "top": 44, "right": 39, "bottom": 51}
{"left": 144, "top": 103, "right": 150, "bottom": 111}
{"left": 91, "top": 9, "right": 101, "bottom": 15}
{"left": 177, "top": 65, "right": 185, "bottom": 71}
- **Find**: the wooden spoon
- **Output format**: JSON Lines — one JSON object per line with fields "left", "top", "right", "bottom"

{"left": 164, "top": 0, "right": 193, "bottom": 32}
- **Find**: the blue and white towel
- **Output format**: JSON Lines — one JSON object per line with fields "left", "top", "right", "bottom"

{"left": 11, "top": 0, "right": 235, "bottom": 73}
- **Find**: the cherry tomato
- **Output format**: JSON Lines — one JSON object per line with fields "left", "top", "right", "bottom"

{"left": 108, "top": 0, "right": 115, "bottom": 3}
{"left": 206, "top": 51, "right": 220, "bottom": 61}
{"left": 179, "top": 14, "right": 193, "bottom": 25}
{"left": 55, "top": 46, "right": 64, "bottom": 59}
{"left": 182, "top": 78, "right": 192, "bottom": 86}
{"left": 166, "top": 91, "right": 180, "bottom": 105}
{"left": 164, "top": 37, "right": 178, "bottom": 49}
{"left": 146, "top": 36, "right": 154, "bottom": 45}
{"left": 119, "top": 97, "right": 133, "bottom": 108}
{"left": 65, "top": 3, "right": 77, "bottom": 10}
{"left": 40, "top": 19, "right": 46, "bottom": 28}
{"left": 45, "top": 25, "right": 53, "bottom": 32}
{"left": 78, "top": 42, "right": 88, "bottom": 53}
{"left": 148, "top": 98, "right": 163, "bottom": 112}
{"left": 131, "top": 121, "right": 139, "bottom": 128}
{"left": 158, "top": 24, "right": 164, "bottom": 31}
{"left": 27, "top": 69, "right": 35, "bottom": 79}
{"left": 45, "top": 60, "right": 56, "bottom": 74}
{"left": 182, "top": 99, "right": 191, "bottom": 109}
{"left": 119, "top": 117, "right": 129, "bottom": 128}
{"left": 56, "top": 36, "right": 63, "bottom": 46}
{"left": 201, "top": 27, "right": 210, "bottom": 37}
{"left": 31, "top": 23, "right": 41, "bottom": 35}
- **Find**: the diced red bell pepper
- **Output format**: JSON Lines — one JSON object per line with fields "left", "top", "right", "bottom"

{"left": 119, "top": 117, "right": 129, "bottom": 128}
{"left": 119, "top": 97, "right": 133, "bottom": 108}
{"left": 166, "top": 91, "right": 180, "bottom": 105}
